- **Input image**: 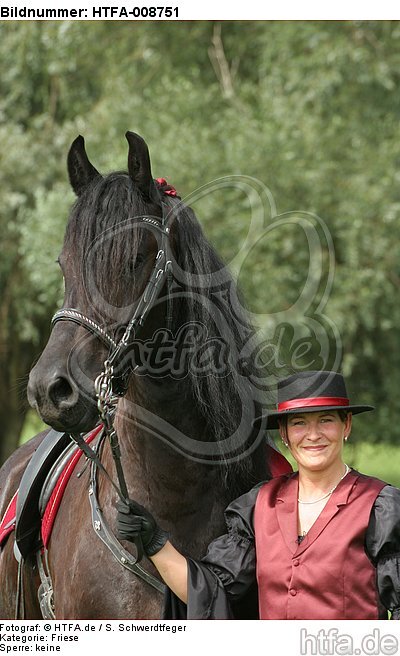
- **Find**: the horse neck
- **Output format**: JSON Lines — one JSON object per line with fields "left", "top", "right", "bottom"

{"left": 107, "top": 374, "right": 231, "bottom": 517}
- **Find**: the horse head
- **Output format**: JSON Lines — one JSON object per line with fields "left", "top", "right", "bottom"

{"left": 27, "top": 131, "right": 268, "bottom": 490}
{"left": 27, "top": 132, "right": 171, "bottom": 433}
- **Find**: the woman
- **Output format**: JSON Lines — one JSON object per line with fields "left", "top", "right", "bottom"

{"left": 117, "top": 370, "right": 400, "bottom": 619}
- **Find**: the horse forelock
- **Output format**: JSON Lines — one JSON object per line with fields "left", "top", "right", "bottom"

{"left": 63, "top": 172, "right": 160, "bottom": 318}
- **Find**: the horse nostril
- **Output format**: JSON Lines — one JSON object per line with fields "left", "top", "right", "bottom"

{"left": 48, "top": 376, "right": 75, "bottom": 408}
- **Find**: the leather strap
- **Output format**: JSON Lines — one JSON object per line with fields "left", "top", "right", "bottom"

{"left": 52, "top": 309, "right": 117, "bottom": 351}
{"left": 89, "top": 436, "right": 165, "bottom": 594}
{"left": 15, "top": 559, "right": 25, "bottom": 620}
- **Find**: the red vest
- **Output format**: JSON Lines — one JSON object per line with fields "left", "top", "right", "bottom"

{"left": 254, "top": 470, "right": 387, "bottom": 619}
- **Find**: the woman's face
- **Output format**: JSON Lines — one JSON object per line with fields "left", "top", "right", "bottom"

{"left": 280, "top": 410, "right": 352, "bottom": 473}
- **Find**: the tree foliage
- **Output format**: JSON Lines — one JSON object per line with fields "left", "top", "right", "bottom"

{"left": 0, "top": 20, "right": 399, "bottom": 464}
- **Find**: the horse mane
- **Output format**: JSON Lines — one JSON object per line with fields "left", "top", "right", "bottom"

{"left": 161, "top": 194, "right": 271, "bottom": 492}
{"left": 63, "top": 172, "right": 270, "bottom": 495}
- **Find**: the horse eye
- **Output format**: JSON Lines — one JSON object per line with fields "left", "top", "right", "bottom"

{"left": 124, "top": 254, "right": 145, "bottom": 277}
{"left": 134, "top": 254, "right": 145, "bottom": 268}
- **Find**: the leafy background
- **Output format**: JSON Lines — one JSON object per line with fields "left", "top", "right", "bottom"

{"left": 1, "top": 21, "right": 399, "bottom": 481}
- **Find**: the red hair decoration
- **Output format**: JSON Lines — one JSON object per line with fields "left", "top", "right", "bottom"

{"left": 155, "top": 177, "right": 179, "bottom": 197}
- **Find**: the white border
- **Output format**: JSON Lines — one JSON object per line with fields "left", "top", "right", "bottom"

{"left": 1, "top": 0, "right": 400, "bottom": 20}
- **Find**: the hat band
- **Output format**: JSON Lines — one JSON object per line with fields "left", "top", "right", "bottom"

{"left": 278, "top": 396, "right": 350, "bottom": 412}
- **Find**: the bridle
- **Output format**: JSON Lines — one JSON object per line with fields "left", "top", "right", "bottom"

{"left": 48, "top": 201, "right": 174, "bottom": 589}
{"left": 52, "top": 213, "right": 172, "bottom": 396}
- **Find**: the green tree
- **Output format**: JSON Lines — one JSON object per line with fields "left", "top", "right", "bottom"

{"left": 1, "top": 21, "right": 400, "bottom": 465}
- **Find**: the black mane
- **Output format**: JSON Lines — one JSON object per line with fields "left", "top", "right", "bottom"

{"left": 64, "top": 172, "right": 270, "bottom": 494}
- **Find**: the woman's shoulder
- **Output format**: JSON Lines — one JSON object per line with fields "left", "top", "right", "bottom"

{"left": 373, "top": 483, "right": 400, "bottom": 508}
{"left": 366, "top": 480, "right": 400, "bottom": 560}
{"left": 352, "top": 469, "right": 399, "bottom": 495}
{"left": 226, "top": 473, "right": 297, "bottom": 516}
{"left": 349, "top": 470, "right": 400, "bottom": 511}
{"left": 259, "top": 471, "right": 298, "bottom": 492}
{"left": 239, "top": 472, "right": 297, "bottom": 510}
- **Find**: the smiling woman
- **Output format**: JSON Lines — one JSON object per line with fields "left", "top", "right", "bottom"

{"left": 282, "top": 410, "right": 351, "bottom": 477}
{"left": 116, "top": 370, "right": 400, "bottom": 620}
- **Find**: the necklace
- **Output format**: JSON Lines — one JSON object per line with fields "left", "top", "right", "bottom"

{"left": 298, "top": 464, "right": 350, "bottom": 504}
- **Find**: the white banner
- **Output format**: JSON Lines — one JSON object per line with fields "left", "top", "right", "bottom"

{"left": 0, "top": 620, "right": 400, "bottom": 656}
{"left": 0, "top": 0, "right": 400, "bottom": 20}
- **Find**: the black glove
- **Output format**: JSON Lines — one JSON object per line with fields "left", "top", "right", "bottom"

{"left": 116, "top": 498, "right": 169, "bottom": 557}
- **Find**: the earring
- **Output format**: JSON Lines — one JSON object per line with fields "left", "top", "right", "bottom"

{"left": 344, "top": 435, "right": 348, "bottom": 441}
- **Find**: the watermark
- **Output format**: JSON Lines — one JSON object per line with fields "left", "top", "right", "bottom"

{"left": 34, "top": 174, "right": 343, "bottom": 464}
{"left": 300, "top": 628, "right": 398, "bottom": 656}
{"left": 111, "top": 322, "right": 231, "bottom": 380}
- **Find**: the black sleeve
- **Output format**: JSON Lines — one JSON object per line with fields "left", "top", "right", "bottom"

{"left": 163, "top": 483, "right": 263, "bottom": 620}
{"left": 365, "top": 485, "right": 400, "bottom": 618}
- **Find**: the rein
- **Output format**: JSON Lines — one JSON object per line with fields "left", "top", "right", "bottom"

{"left": 48, "top": 203, "right": 174, "bottom": 592}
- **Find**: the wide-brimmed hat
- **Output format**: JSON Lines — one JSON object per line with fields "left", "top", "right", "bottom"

{"left": 254, "top": 370, "right": 374, "bottom": 430}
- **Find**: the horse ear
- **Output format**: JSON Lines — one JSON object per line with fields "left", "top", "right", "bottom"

{"left": 67, "top": 135, "right": 101, "bottom": 196}
{"left": 126, "top": 131, "right": 158, "bottom": 202}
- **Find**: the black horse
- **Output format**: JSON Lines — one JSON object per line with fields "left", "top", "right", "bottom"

{"left": 0, "top": 132, "right": 277, "bottom": 618}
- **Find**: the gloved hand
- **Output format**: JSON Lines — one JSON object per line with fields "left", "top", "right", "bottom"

{"left": 116, "top": 498, "right": 169, "bottom": 557}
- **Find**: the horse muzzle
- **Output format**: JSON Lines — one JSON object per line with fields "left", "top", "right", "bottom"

{"left": 27, "top": 363, "right": 98, "bottom": 433}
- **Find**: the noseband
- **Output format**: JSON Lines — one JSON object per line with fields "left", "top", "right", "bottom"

{"left": 51, "top": 308, "right": 117, "bottom": 351}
